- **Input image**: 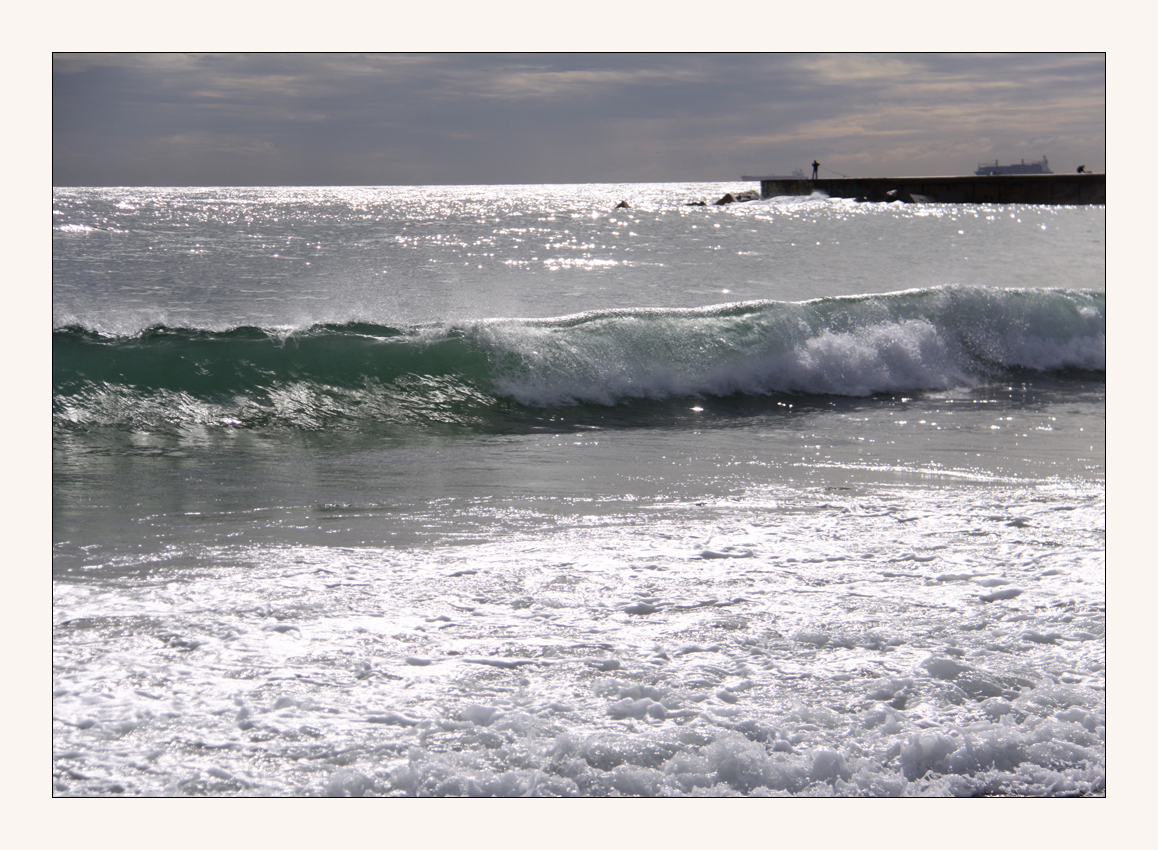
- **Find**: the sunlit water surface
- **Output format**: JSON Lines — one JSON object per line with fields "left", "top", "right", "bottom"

{"left": 54, "top": 184, "right": 1104, "bottom": 796}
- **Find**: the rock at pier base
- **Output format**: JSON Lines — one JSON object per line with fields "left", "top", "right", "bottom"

{"left": 713, "top": 190, "right": 760, "bottom": 206}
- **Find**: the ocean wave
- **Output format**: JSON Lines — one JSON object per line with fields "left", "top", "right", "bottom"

{"left": 53, "top": 286, "right": 1105, "bottom": 430}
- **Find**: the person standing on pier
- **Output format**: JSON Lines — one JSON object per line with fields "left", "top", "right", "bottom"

{"left": 812, "top": 160, "right": 820, "bottom": 179}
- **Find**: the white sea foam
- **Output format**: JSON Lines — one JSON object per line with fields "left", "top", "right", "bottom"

{"left": 52, "top": 479, "right": 1104, "bottom": 796}
{"left": 476, "top": 288, "right": 1104, "bottom": 406}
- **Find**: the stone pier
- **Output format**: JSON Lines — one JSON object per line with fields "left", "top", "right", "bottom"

{"left": 739, "top": 173, "right": 1105, "bottom": 205}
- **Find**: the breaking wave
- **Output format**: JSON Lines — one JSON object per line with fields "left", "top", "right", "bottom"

{"left": 53, "top": 286, "right": 1104, "bottom": 431}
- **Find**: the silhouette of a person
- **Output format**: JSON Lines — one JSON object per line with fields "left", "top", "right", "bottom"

{"left": 1077, "top": 165, "right": 1086, "bottom": 173}
{"left": 812, "top": 160, "right": 820, "bottom": 179}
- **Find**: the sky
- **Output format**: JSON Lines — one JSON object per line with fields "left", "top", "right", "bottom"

{"left": 53, "top": 52, "right": 1106, "bottom": 187}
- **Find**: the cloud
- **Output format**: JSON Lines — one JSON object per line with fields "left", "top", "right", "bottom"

{"left": 52, "top": 53, "right": 1106, "bottom": 186}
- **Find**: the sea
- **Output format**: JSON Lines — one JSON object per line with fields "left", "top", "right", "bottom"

{"left": 52, "top": 182, "right": 1106, "bottom": 797}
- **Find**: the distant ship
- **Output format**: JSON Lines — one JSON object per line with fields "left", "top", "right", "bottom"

{"left": 975, "top": 156, "right": 1052, "bottom": 176}
{"left": 741, "top": 168, "right": 806, "bottom": 181}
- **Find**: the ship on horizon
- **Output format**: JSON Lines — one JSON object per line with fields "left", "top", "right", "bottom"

{"left": 740, "top": 167, "right": 806, "bottom": 181}
{"left": 975, "top": 156, "right": 1052, "bottom": 176}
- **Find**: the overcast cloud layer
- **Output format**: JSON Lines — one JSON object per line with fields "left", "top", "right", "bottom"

{"left": 53, "top": 53, "right": 1105, "bottom": 187}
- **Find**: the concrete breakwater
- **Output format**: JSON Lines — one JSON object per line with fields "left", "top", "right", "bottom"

{"left": 741, "top": 173, "right": 1105, "bottom": 205}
